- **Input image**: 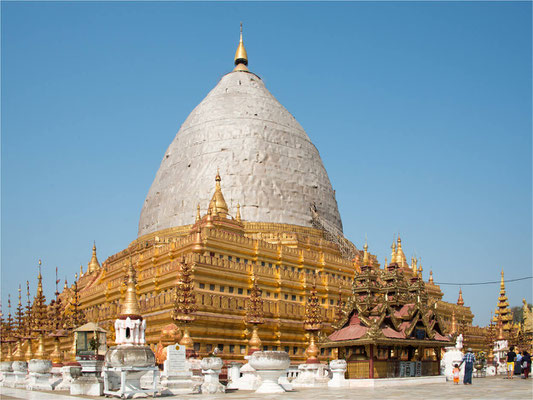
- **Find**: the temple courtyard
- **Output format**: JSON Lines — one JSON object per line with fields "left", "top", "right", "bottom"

{"left": 1, "top": 377, "right": 532, "bottom": 400}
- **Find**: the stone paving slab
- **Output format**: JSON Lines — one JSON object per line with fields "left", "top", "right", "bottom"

{"left": 1, "top": 377, "right": 532, "bottom": 400}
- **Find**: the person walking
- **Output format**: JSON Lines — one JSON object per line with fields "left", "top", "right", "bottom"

{"left": 460, "top": 348, "right": 476, "bottom": 385}
{"left": 453, "top": 364, "right": 461, "bottom": 384}
{"left": 522, "top": 351, "right": 531, "bottom": 379}
{"left": 506, "top": 346, "right": 517, "bottom": 379}
{"left": 516, "top": 351, "right": 523, "bottom": 375}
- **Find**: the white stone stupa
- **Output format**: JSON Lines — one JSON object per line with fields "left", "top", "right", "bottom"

{"left": 102, "top": 259, "right": 158, "bottom": 398}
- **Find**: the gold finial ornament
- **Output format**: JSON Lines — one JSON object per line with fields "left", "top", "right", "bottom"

{"left": 120, "top": 259, "right": 142, "bottom": 318}
{"left": 87, "top": 241, "right": 101, "bottom": 273}
{"left": 390, "top": 241, "right": 397, "bottom": 264}
{"left": 362, "top": 240, "right": 369, "bottom": 266}
{"left": 208, "top": 171, "right": 229, "bottom": 217}
{"left": 396, "top": 234, "right": 406, "bottom": 268}
{"left": 196, "top": 203, "right": 201, "bottom": 222}
{"left": 429, "top": 270, "right": 434, "bottom": 284}
{"left": 451, "top": 310, "right": 457, "bottom": 334}
{"left": 234, "top": 22, "right": 249, "bottom": 71}
{"left": 457, "top": 288, "right": 464, "bottom": 306}
{"left": 236, "top": 203, "right": 241, "bottom": 222}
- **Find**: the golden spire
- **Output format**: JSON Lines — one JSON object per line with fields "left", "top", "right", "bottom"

{"left": 411, "top": 257, "right": 418, "bottom": 277}
{"left": 79, "top": 264, "right": 83, "bottom": 277}
{"left": 418, "top": 258, "right": 423, "bottom": 276}
{"left": 493, "top": 268, "right": 513, "bottom": 332}
{"left": 362, "top": 240, "right": 369, "bottom": 265}
{"left": 196, "top": 203, "right": 201, "bottom": 222}
{"left": 457, "top": 288, "right": 464, "bottom": 306}
{"left": 208, "top": 170, "right": 229, "bottom": 217}
{"left": 429, "top": 270, "right": 434, "bottom": 284}
{"left": 234, "top": 22, "right": 249, "bottom": 71}
{"left": 120, "top": 258, "right": 142, "bottom": 318}
{"left": 390, "top": 240, "right": 397, "bottom": 264}
{"left": 36, "top": 259, "right": 43, "bottom": 294}
{"left": 236, "top": 203, "right": 241, "bottom": 222}
{"left": 64, "top": 278, "right": 68, "bottom": 291}
{"left": 87, "top": 241, "right": 101, "bottom": 273}
{"left": 396, "top": 234, "right": 406, "bottom": 267}
{"left": 451, "top": 309, "right": 457, "bottom": 334}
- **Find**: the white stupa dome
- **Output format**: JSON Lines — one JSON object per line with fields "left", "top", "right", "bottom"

{"left": 138, "top": 32, "right": 342, "bottom": 237}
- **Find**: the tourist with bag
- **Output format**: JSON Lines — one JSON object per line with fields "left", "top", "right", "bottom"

{"left": 522, "top": 351, "right": 531, "bottom": 379}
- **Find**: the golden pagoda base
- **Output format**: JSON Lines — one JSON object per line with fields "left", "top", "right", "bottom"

{"left": 12, "top": 340, "right": 24, "bottom": 362}
{"left": 50, "top": 337, "right": 63, "bottom": 365}
{"left": 248, "top": 325, "right": 262, "bottom": 355}
{"left": 33, "top": 334, "right": 47, "bottom": 360}
{"left": 305, "top": 333, "right": 319, "bottom": 364}
{"left": 24, "top": 339, "right": 33, "bottom": 362}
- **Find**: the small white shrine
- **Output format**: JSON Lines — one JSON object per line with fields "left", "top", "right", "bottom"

{"left": 102, "top": 261, "right": 158, "bottom": 398}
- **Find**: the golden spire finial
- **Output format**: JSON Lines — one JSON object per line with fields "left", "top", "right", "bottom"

{"left": 500, "top": 269, "right": 505, "bottom": 290}
{"left": 196, "top": 203, "right": 201, "bottom": 222}
{"left": 236, "top": 203, "right": 241, "bottom": 222}
{"left": 64, "top": 278, "right": 68, "bottom": 291}
{"left": 429, "top": 270, "right": 434, "bottom": 284}
{"left": 234, "top": 22, "right": 249, "bottom": 71}
{"left": 120, "top": 257, "right": 142, "bottom": 318}
{"left": 36, "top": 260, "right": 43, "bottom": 294}
{"left": 457, "top": 288, "right": 464, "bottom": 306}
{"left": 79, "top": 263, "right": 83, "bottom": 277}
{"left": 451, "top": 309, "right": 457, "bottom": 334}
{"left": 87, "top": 241, "right": 101, "bottom": 274}
{"left": 396, "top": 234, "right": 407, "bottom": 268}
{"left": 412, "top": 257, "right": 418, "bottom": 277}
{"left": 390, "top": 240, "right": 397, "bottom": 264}
{"left": 362, "top": 239, "right": 369, "bottom": 265}
{"left": 209, "top": 171, "right": 229, "bottom": 217}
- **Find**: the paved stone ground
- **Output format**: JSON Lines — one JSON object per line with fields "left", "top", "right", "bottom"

{"left": 1, "top": 377, "right": 532, "bottom": 400}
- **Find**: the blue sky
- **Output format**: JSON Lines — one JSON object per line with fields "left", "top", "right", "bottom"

{"left": 1, "top": 1, "right": 531, "bottom": 326}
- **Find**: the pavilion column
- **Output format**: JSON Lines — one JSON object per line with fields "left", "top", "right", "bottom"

{"left": 436, "top": 347, "right": 441, "bottom": 376}
{"left": 369, "top": 344, "right": 374, "bottom": 379}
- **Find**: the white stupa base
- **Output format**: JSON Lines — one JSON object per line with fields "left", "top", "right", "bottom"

{"left": 1, "top": 372, "right": 16, "bottom": 388}
{"left": 70, "top": 375, "right": 104, "bottom": 396}
{"left": 232, "top": 362, "right": 261, "bottom": 390}
{"left": 292, "top": 363, "right": 330, "bottom": 388}
{"left": 328, "top": 359, "right": 348, "bottom": 387}
{"left": 55, "top": 365, "right": 82, "bottom": 391}
{"left": 26, "top": 372, "right": 53, "bottom": 391}
{"left": 103, "top": 366, "right": 158, "bottom": 398}
{"left": 255, "top": 370, "right": 286, "bottom": 394}
{"left": 226, "top": 362, "right": 242, "bottom": 390}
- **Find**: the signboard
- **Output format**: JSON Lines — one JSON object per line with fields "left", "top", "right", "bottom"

{"left": 164, "top": 344, "right": 188, "bottom": 377}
